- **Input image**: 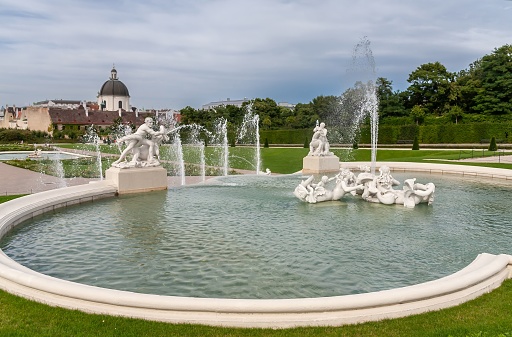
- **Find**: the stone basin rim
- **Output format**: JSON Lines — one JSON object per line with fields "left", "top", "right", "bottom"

{"left": 0, "top": 162, "right": 511, "bottom": 328}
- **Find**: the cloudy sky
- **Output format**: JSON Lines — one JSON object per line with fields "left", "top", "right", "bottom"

{"left": 1, "top": 0, "right": 511, "bottom": 110}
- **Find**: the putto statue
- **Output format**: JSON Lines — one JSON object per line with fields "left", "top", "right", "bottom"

{"left": 308, "top": 121, "right": 333, "bottom": 156}
{"left": 112, "top": 117, "right": 169, "bottom": 168}
{"left": 293, "top": 165, "right": 435, "bottom": 208}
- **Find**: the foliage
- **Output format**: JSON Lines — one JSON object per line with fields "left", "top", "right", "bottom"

{"left": 406, "top": 61, "right": 454, "bottom": 115}
{"left": 412, "top": 135, "right": 420, "bottom": 150}
{"left": 489, "top": 136, "right": 498, "bottom": 151}
{"left": 472, "top": 45, "right": 512, "bottom": 115}
{"left": 0, "top": 128, "right": 50, "bottom": 143}
{"left": 410, "top": 105, "right": 426, "bottom": 125}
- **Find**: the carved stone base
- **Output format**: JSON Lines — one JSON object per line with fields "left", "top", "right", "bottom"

{"left": 105, "top": 166, "right": 168, "bottom": 194}
{"left": 302, "top": 155, "right": 340, "bottom": 174}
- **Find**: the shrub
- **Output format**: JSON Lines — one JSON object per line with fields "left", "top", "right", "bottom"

{"left": 412, "top": 136, "right": 420, "bottom": 150}
{"left": 488, "top": 136, "right": 498, "bottom": 151}
{"left": 264, "top": 138, "right": 269, "bottom": 148}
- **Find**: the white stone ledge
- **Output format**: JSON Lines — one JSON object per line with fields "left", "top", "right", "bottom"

{"left": 0, "top": 165, "right": 511, "bottom": 328}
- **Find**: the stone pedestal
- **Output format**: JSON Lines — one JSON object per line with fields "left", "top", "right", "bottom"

{"left": 302, "top": 155, "right": 340, "bottom": 174}
{"left": 105, "top": 166, "right": 168, "bottom": 194}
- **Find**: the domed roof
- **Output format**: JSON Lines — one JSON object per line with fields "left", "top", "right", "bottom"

{"left": 98, "top": 67, "right": 130, "bottom": 97}
{"left": 99, "top": 79, "right": 130, "bottom": 97}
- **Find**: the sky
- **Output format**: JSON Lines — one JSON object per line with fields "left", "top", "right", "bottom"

{"left": 1, "top": 0, "right": 511, "bottom": 110}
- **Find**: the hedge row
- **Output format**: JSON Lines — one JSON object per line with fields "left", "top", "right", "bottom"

{"left": 261, "top": 122, "right": 512, "bottom": 145}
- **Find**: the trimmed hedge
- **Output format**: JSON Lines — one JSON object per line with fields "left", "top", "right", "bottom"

{"left": 258, "top": 122, "right": 512, "bottom": 144}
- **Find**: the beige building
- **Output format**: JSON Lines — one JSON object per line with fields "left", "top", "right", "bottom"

{"left": 0, "top": 67, "right": 159, "bottom": 135}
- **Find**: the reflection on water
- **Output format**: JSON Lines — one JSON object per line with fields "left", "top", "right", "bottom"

{"left": 1, "top": 173, "right": 512, "bottom": 299}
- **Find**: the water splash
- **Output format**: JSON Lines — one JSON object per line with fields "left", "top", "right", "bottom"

{"left": 212, "top": 118, "right": 229, "bottom": 176}
{"left": 238, "top": 104, "right": 261, "bottom": 174}
{"left": 329, "top": 37, "right": 379, "bottom": 173}
{"left": 84, "top": 125, "right": 103, "bottom": 180}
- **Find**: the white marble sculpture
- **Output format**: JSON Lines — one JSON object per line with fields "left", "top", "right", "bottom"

{"left": 308, "top": 121, "right": 333, "bottom": 156}
{"left": 293, "top": 169, "right": 363, "bottom": 203}
{"left": 112, "top": 117, "right": 169, "bottom": 169}
{"left": 294, "top": 166, "right": 435, "bottom": 208}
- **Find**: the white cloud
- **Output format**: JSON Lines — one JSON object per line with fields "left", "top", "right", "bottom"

{"left": 0, "top": 0, "right": 511, "bottom": 108}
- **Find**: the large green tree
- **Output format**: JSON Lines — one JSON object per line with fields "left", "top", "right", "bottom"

{"left": 471, "top": 44, "right": 512, "bottom": 115}
{"left": 406, "top": 61, "right": 454, "bottom": 115}
{"left": 376, "top": 77, "right": 407, "bottom": 117}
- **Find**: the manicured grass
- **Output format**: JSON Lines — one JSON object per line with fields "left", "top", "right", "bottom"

{"left": 0, "top": 194, "right": 26, "bottom": 203}
{"left": 55, "top": 143, "right": 512, "bottom": 174}
{"left": 0, "top": 281, "right": 512, "bottom": 336}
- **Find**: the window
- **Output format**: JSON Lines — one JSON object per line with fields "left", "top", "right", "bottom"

{"left": 118, "top": 101, "right": 123, "bottom": 109}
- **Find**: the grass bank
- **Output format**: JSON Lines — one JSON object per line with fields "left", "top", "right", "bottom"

{"left": 0, "top": 281, "right": 511, "bottom": 336}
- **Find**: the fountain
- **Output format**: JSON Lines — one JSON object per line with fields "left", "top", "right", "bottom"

{"left": 296, "top": 122, "right": 435, "bottom": 208}
{"left": 0, "top": 39, "right": 511, "bottom": 328}
{"left": 212, "top": 117, "right": 229, "bottom": 176}
{"left": 295, "top": 38, "right": 434, "bottom": 207}
{"left": 237, "top": 105, "right": 262, "bottom": 174}
{"left": 83, "top": 125, "right": 104, "bottom": 180}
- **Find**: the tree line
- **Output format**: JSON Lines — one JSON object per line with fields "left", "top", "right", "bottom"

{"left": 180, "top": 44, "right": 512, "bottom": 130}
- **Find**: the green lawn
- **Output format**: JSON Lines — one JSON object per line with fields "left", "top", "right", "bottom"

{"left": 0, "top": 280, "right": 511, "bottom": 336}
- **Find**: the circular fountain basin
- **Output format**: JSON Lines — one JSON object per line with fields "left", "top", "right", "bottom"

{"left": 0, "top": 162, "right": 511, "bottom": 328}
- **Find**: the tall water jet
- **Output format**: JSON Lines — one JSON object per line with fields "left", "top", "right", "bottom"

{"left": 212, "top": 117, "right": 229, "bottom": 176}
{"left": 329, "top": 37, "right": 379, "bottom": 174}
{"left": 187, "top": 125, "right": 206, "bottom": 182}
{"left": 238, "top": 105, "right": 261, "bottom": 174}
{"left": 50, "top": 148, "right": 67, "bottom": 189}
{"left": 84, "top": 125, "right": 104, "bottom": 180}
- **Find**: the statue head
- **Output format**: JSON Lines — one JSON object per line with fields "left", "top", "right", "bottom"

{"left": 144, "top": 117, "right": 154, "bottom": 127}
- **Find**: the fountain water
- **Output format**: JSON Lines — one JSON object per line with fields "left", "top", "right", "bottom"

{"left": 50, "top": 148, "right": 67, "bottom": 189}
{"left": 187, "top": 127, "right": 206, "bottom": 182}
{"left": 212, "top": 117, "right": 229, "bottom": 176}
{"left": 329, "top": 37, "right": 379, "bottom": 173}
{"left": 237, "top": 105, "right": 261, "bottom": 174}
{"left": 84, "top": 125, "right": 104, "bottom": 180}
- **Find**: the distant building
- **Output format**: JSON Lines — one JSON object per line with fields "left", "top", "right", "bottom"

{"left": 278, "top": 102, "right": 296, "bottom": 110}
{"left": 97, "top": 66, "right": 131, "bottom": 111}
{"left": 202, "top": 98, "right": 250, "bottom": 110}
{"left": 0, "top": 67, "right": 168, "bottom": 135}
{"left": 32, "top": 99, "right": 83, "bottom": 109}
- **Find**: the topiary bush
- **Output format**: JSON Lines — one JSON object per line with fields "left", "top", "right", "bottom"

{"left": 412, "top": 135, "right": 420, "bottom": 150}
{"left": 488, "top": 136, "right": 498, "bottom": 151}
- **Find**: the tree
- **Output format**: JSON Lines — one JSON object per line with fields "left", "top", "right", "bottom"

{"left": 376, "top": 77, "right": 407, "bottom": 117}
{"left": 410, "top": 105, "right": 425, "bottom": 125}
{"left": 311, "top": 95, "right": 338, "bottom": 121}
{"left": 472, "top": 44, "right": 512, "bottom": 115}
{"left": 447, "top": 106, "right": 464, "bottom": 124}
{"left": 406, "top": 62, "right": 454, "bottom": 115}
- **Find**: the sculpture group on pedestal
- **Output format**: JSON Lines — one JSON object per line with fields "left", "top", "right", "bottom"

{"left": 294, "top": 165, "right": 435, "bottom": 208}
{"left": 308, "top": 121, "right": 333, "bottom": 156}
{"left": 112, "top": 117, "right": 169, "bottom": 169}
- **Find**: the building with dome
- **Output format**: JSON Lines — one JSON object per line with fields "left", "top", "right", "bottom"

{"left": 0, "top": 66, "right": 179, "bottom": 138}
{"left": 97, "top": 67, "right": 131, "bottom": 112}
